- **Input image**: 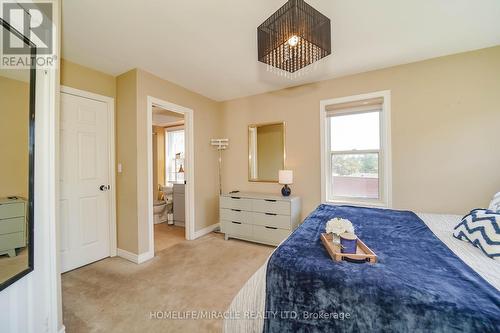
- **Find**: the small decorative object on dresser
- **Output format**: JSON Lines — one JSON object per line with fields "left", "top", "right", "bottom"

{"left": 279, "top": 170, "right": 293, "bottom": 197}
{"left": 220, "top": 192, "right": 301, "bottom": 246}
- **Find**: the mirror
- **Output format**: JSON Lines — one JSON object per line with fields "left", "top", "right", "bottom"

{"left": 248, "top": 122, "right": 286, "bottom": 182}
{"left": 0, "top": 20, "right": 36, "bottom": 291}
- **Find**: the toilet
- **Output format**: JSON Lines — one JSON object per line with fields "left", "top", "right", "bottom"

{"left": 153, "top": 185, "right": 173, "bottom": 224}
{"left": 153, "top": 200, "right": 168, "bottom": 224}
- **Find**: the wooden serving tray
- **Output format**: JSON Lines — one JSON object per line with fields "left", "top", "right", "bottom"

{"left": 321, "top": 233, "right": 378, "bottom": 264}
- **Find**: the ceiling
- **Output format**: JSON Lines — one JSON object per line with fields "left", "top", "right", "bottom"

{"left": 62, "top": 0, "right": 500, "bottom": 101}
{"left": 152, "top": 106, "right": 184, "bottom": 126}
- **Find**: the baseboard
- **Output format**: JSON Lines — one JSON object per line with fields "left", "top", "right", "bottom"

{"left": 117, "top": 248, "right": 154, "bottom": 264}
{"left": 194, "top": 223, "right": 220, "bottom": 239}
{"left": 137, "top": 251, "right": 154, "bottom": 264}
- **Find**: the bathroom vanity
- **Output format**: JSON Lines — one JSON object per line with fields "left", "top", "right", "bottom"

{"left": 173, "top": 183, "right": 185, "bottom": 226}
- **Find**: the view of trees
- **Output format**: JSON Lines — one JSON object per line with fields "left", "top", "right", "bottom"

{"left": 332, "top": 153, "right": 378, "bottom": 177}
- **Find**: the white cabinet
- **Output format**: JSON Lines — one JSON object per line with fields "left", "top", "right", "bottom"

{"left": 0, "top": 198, "right": 27, "bottom": 257}
{"left": 220, "top": 192, "right": 301, "bottom": 246}
{"left": 173, "top": 183, "right": 185, "bottom": 226}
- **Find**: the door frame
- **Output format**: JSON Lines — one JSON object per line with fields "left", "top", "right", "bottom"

{"left": 147, "top": 96, "right": 195, "bottom": 254}
{"left": 60, "top": 85, "right": 117, "bottom": 257}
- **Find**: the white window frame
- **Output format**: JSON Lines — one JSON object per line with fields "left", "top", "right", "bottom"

{"left": 320, "top": 90, "right": 392, "bottom": 207}
{"left": 165, "top": 127, "right": 185, "bottom": 183}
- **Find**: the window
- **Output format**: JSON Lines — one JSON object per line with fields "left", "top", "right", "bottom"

{"left": 165, "top": 129, "right": 185, "bottom": 182}
{"left": 321, "top": 92, "right": 391, "bottom": 206}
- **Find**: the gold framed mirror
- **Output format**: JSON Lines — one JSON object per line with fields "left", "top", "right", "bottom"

{"left": 248, "top": 122, "right": 286, "bottom": 182}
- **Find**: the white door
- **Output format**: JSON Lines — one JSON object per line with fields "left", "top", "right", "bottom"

{"left": 60, "top": 92, "right": 111, "bottom": 273}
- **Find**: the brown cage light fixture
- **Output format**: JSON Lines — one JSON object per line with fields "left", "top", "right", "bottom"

{"left": 258, "top": 0, "right": 331, "bottom": 73}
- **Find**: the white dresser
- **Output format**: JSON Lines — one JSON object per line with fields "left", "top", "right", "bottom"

{"left": 0, "top": 198, "right": 27, "bottom": 257}
{"left": 220, "top": 192, "right": 301, "bottom": 246}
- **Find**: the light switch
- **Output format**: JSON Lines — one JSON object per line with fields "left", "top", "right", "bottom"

{"left": 117, "top": 163, "right": 122, "bottom": 173}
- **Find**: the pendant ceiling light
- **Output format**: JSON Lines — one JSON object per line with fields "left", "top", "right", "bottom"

{"left": 258, "top": 0, "right": 331, "bottom": 73}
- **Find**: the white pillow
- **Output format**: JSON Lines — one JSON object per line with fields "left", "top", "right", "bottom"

{"left": 489, "top": 192, "right": 500, "bottom": 212}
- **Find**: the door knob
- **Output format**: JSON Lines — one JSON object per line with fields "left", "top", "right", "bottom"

{"left": 99, "top": 185, "right": 110, "bottom": 191}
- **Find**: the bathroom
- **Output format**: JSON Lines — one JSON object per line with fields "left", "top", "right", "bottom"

{"left": 152, "top": 105, "right": 186, "bottom": 251}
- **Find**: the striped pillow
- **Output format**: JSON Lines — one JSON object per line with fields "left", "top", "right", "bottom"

{"left": 453, "top": 209, "right": 500, "bottom": 260}
{"left": 489, "top": 192, "right": 500, "bottom": 212}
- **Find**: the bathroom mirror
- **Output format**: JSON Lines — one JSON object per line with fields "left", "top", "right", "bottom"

{"left": 0, "top": 19, "right": 36, "bottom": 291}
{"left": 248, "top": 122, "right": 286, "bottom": 182}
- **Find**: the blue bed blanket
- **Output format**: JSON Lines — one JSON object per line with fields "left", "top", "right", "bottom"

{"left": 264, "top": 205, "right": 500, "bottom": 333}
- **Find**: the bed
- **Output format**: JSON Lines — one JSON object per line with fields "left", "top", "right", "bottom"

{"left": 223, "top": 204, "right": 500, "bottom": 333}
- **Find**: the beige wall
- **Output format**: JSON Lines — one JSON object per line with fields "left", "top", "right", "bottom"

{"left": 221, "top": 46, "right": 500, "bottom": 217}
{"left": 60, "top": 61, "right": 223, "bottom": 254}
{"left": 135, "top": 69, "right": 222, "bottom": 253}
{"left": 60, "top": 46, "right": 500, "bottom": 254}
{"left": 0, "top": 76, "right": 29, "bottom": 198}
{"left": 116, "top": 69, "right": 139, "bottom": 253}
{"left": 61, "top": 59, "right": 116, "bottom": 97}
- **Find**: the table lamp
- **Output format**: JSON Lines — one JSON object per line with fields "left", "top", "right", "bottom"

{"left": 279, "top": 170, "right": 293, "bottom": 197}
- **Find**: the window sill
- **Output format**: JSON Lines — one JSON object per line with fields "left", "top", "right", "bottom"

{"left": 325, "top": 199, "right": 389, "bottom": 209}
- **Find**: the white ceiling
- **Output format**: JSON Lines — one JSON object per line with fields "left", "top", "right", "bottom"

{"left": 62, "top": 0, "right": 500, "bottom": 101}
{"left": 152, "top": 106, "right": 184, "bottom": 126}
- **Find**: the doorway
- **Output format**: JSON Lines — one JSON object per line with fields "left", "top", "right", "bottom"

{"left": 59, "top": 86, "right": 116, "bottom": 273}
{"left": 147, "top": 97, "right": 194, "bottom": 257}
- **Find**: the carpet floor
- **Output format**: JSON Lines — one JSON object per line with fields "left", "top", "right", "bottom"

{"left": 62, "top": 226, "right": 274, "bottom": 333}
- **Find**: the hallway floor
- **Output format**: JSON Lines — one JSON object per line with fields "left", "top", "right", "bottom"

{"left": 61, "top": 229, "right": 274, "bottom": 333}
{"left": 154, "top": 223, "right": 185, "bottom": 252}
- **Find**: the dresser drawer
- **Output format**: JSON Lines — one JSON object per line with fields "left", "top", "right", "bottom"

{"left": 252, "top": 212, "right": 291, "bottom": 230}
{"left": 173, "top": 184, "right": 185, "bottom": 194}
{"left": 252, "top": 199, "right": 290, "bottom": 215}
{"left": 0, "top": 232, "right": 25, "bottom": 251}
{"left": 221, "top": 220, "right": 252, "bottom": 238}
{"left": 220, "top": 196, "right": 252, "bottom": 211}
{"left": 253, "top": 225, "right": 290, "bottom": 245}
{"left": 0, "top": 202, "right": 25, "bottom": 220}
{"left": 220, "top": 208, "right": 252, "bottom": 223}
{"left": 0, "top": 217, "right": 25, "bottom": 234}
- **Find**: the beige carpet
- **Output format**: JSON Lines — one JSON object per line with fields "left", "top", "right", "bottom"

{"left": 0, "top": 247, "right": 28, "bottom": 283}
{"left": 154, "top": 224, "right": 185, "bottom": 253}
{"left": 62, "top": 228, "right": 274, "bottom": 333}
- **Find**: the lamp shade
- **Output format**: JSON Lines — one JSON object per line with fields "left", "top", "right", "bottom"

{"left": 279, "top": 170, "right": 293, "bottom": 185}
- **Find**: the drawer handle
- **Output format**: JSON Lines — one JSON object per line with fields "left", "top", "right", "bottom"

{"left": 231, "top": 196, "right": 241, "bottom": 200}
{"left": 265, "top": 213, "right": 277, "bottom": 216}
{"left": 231, "top": 221, "right": 242, "bottom": 225}
{"left": 265, "top": 226, "right": 278, "bottom": 230}
{"left": 231, "top": 209, "right": 242, "bottom": 212}
{"left": 265, "top": 199, "right": 277, "bottom": 202}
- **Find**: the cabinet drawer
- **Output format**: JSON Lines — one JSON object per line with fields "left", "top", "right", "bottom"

{"left": 0, "top": 217, "right": 25, "bottom": 234}
{"left": 220, "top": 208, "right": 252, "bottom": 223}
{"left": 173, "top": 193, "right": 185, "bottom": 222}
{"left": 221, "top": 220, "right": 252, "bottom": 238}
{"left": 253, "top": 225, "right": 290, "bottom": 246}
{"left": 252, "top": 199, "right": 290, "bottom": 215}
{"left": 0, "top": 232, "right": 25, "bottom": 252}
{"left": 173, "top": 184, "right": 185, "bottom": 194}
{"left": 252, "top": 212, "right": 291, "bottom": 230}
{"left": 0, "top": 202, "right": 25, "bottom": 220}
{"left": 220, "top": 196, "right": 252, "bottom": 211}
